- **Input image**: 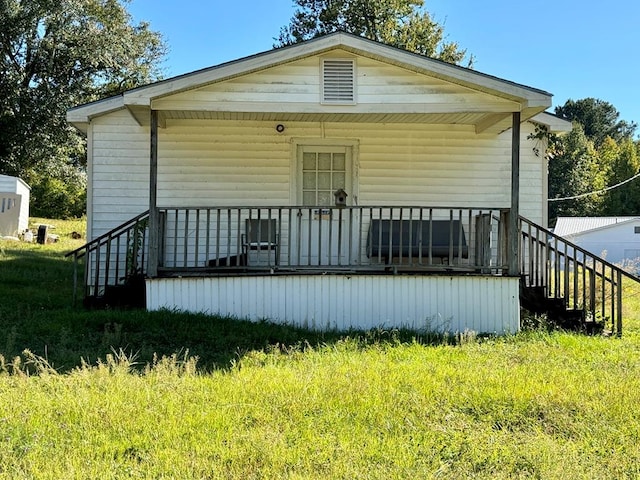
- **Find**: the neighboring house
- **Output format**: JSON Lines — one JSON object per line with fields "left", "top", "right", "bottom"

{"left": 554, "top": 216, "right": 640, "bottom": 265}
{"left": 67, "top": 32, "right": 632, "bottom": 334}
{"left": 0, "top": 174, "right": 30, "bottom": 236}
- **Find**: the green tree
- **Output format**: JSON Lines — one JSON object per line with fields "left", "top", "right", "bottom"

{"left": 601, "top": 138, "right": 640, "bottom": 215}
{"left": 276, "top": 0, "right": 471, "bottom": 65}
{"left": 555, "top": 98, "right": 637, "bottom": 147}
{"left": 0, "top": 0, "right": 166, "bottom": 217}
{"left": 549, "top": 99, "right": 640, "bottom": 222}
{"left": 548, "top": 124, "right": 604, "bottom": 222}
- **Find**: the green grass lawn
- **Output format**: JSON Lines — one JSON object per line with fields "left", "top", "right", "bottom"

{"left": 1, "top": 218, "right": 640, "bottom": 478}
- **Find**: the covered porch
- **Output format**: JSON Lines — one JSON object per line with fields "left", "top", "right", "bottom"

{"left": 68, "top": 205, "right": 632, "bottom": 335}
{"left": 69, "top": 203, "right": 522, "bottom": 333}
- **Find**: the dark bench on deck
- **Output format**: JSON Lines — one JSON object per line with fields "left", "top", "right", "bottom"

{"left": 367, "top": 219, "right": 468, "bottom": 263}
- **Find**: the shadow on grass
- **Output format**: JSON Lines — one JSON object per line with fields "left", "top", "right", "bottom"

{"left": 1, "top": 307, "right": 458, "bottom": 374}
{"left": 0, "top": 242, "right": 456, "bottom": 373}
{"left": 0, "top": 245, "right": 78, "bottom": 311}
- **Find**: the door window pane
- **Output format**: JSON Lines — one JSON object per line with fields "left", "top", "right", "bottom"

{"left": 303, "top": 191, "right": 316, "bottom": 205}
{"left": 303, "top": 172, "right": 316, "bottom": 189}
{"left": 317, "top": 191, "right": 331, "bottom": 205}
{"left": 318, "top": 172, "right": 331, "bottom": 190}
{"left": 303, "top": 153, "right": 316, "bottom": 170}
{"left": 318, "top": 153, "right": 332, "bottom": 170}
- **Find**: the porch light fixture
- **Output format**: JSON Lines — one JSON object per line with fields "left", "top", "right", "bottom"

{"left": 276, "top": 124, "right": 285, "bottom": 133}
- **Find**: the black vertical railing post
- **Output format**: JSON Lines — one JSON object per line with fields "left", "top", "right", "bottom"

{"left": 616, "top": 270, "right": 623, "bottom": 336}
{"left": 148, "top": 109, "right": 159, "bottom": 277}
{"left": 508, "top": 111, "right": 521, "bottom": 276}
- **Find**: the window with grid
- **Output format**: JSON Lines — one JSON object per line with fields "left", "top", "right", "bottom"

{"left": 302, "top": 150, "right": 347, "bottom": 206}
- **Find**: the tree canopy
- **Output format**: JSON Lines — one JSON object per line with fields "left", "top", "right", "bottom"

{"left": 548, "top": 98, "right": 640, "bottom": 223}
{"left": 276, "top": 0, "right": 471, "bottom": 66}
{"left": 555, "top": 98, "right": 637, "bottom": 147}
{"left": 0, "top": 0, "right": 166, "bottom": 217}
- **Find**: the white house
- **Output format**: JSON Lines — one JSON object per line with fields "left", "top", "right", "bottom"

{"left": 0, "top": 174, "right": 30, "bottom": 236}
{"left": 67, "top": 33, "right": 633, "bottom": 334}
{"left": 554, "top": 216, "right": 640, "bottom": 265}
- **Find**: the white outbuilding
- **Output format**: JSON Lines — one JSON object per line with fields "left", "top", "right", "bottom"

{"left": 0, "top": 174, "right": 30, "bottom": 236}
{"left": 554, "top": 216, "right": 640, "bottom": 265}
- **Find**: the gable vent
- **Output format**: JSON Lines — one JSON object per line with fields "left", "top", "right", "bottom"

{"left": 322, "top": 59, "right": 355, "bottom": 104}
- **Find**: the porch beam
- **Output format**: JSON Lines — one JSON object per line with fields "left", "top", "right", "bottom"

{"left": 474, "top": 112, "right": 512, "bottom": 134}
{"left": 509, "top": 111, "right": 521, "bottom": 276}
{"left": 148, "top": 109, "right": 159, "bottom": 277}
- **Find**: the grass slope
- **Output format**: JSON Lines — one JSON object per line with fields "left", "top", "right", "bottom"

{"left": 1, "top": 218, "right": 640, "bottom": 478}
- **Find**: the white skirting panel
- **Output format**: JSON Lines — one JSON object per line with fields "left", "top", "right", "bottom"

{"left": 146, "top": 275, "right": 520, "bottom": 334}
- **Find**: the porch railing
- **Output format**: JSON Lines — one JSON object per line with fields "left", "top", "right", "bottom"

{"left": 520, "top": 216, "right": 639, "bottom": 336}
{"left": 66, "top": 207, "right": 639, "bottom": 335}
{"left": 157, "top": 206, "right": 510, "bottom": 274}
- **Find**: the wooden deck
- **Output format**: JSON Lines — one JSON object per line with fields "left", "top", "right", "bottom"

{"left": 66, "top": 205, "right": 638, "bottom": 335}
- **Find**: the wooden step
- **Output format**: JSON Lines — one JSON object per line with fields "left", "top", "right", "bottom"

{"left": 519, "top": 283, "right": 601, "bottom": 332}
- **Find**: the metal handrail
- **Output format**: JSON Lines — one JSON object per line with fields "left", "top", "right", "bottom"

{"left": 65, "top": 210, "right": 150, "bottom": 259}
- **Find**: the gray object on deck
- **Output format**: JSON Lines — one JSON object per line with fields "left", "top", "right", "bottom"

{"left": 367, "top": 219, "right": 468, "bottom": 262}
{"left": 242, "top": 218, "right": 279, "bottom": 265}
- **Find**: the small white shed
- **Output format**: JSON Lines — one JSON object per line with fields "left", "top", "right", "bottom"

{"left": 0, "top": 174, "right": 30, "bottom": 236}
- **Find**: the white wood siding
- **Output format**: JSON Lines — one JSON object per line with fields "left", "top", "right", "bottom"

{"left": 157, "top": 120, "right": 294, "bottom": 206}
{"left": 90, "top": 110, "right": 150, "bottom": 237}
{"left": 88, "top": 114, "right": 545, "bottom": 240}
{"left": 152, "top": 52, "right": 520, "bottom": 114}
{"left": 146, "top": 275, "right": 520, "bottom": 334}
{"left": 152, "top": 118, "right": 544, "bottom": 223}
{"left": 0, "top": 175, "right": 30, "bottom": 234}
{"left": 519, "top": 122, "right": 546, "bottom": 225}
{"left": 0, "top": 194, "right": 22, "bottom": 236}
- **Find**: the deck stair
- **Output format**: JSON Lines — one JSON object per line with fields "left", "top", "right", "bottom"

{"left": 519, "top": 283, "right": 594, "bottom": 332}
{"left": 519, "top": 216, "right": 640, "bottom": 335}
{"left": 66, "top": 211, "right": 149, "bottom": 308}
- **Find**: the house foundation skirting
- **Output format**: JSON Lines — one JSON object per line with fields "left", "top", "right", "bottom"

{"left": 146, "top": 275, "right": 520, "bottom": 334}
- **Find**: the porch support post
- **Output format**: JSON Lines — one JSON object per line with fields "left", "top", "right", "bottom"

{"left": 147, "top": 109, "right": 159, "bottom": 277}
{"left": 508, "top": 111, "right": 521, "bottom": 276}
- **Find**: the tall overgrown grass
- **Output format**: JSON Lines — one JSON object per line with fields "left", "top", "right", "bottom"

{"left": 1, "top": 218, "right": 640, "bottom": 478}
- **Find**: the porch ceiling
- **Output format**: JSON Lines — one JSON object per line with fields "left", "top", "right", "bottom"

{"left": 161, "top": 109, "right": 491, "bottom": 124}
{"left": 133, "top": 108, "right": 532, "bottom": 134}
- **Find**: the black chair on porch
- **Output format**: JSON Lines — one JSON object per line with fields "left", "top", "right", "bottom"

{"left": 241, "top": 218, "right": 279, "bottom": 266}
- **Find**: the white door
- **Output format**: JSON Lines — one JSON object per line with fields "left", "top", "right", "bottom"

{"left": 292, "top": 145, "right": 356, "bottom": 266}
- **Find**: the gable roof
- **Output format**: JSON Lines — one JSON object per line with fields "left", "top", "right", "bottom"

{"left": 554, "top": 216, "right": 640, "bottom": 237}
{"left": 0, "top": 174, "right": 30, "bottom": 191}
{"left": 68, "top": 31, "right": 556, "bottom": 133}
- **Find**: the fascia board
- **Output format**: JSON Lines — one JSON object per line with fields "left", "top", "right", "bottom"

{"left": 66, "top": 96, "right": 125, "bottom": 124}
{"left": 531, "top": 112, "right": 573, "bottom": 133}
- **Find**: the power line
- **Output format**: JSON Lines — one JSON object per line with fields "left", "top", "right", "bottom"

{"left": 548, "top": 171, "right": 640, "bottom": 202}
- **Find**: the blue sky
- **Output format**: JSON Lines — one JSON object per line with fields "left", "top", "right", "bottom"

{"left": 128, "top": 0, "right": 640, "bottom": 128}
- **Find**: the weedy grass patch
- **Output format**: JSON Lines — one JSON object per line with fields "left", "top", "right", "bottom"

{"left": 1, "top": 218, "right": 640, "bottom": 478}
{"left": 1, "top": 335, "right": 640, "bottom": 479}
